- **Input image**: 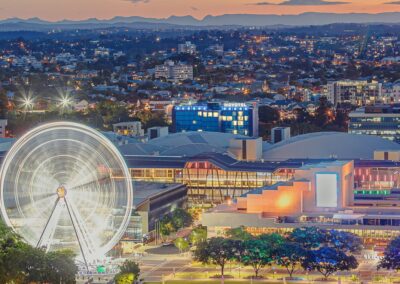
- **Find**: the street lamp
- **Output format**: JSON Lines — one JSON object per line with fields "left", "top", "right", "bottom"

{"left": 59, "top": 95, "right": 72, "bottom": 108}
{"left": 58, "top": 95, "right": 73, "bottom": 116}
{"left": 21, "top": 96, "right": 34, "bottom": 111}
{"left": 19, "top": 95, "right": 35, "bottom": 120}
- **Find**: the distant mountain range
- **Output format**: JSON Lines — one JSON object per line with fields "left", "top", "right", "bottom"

{"left": 1, "top": 12, "right": 400, "bottom": 31}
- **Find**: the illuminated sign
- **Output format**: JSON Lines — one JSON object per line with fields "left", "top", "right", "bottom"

{"left": 316, "top": 173, "right": 338, "bottom": 208}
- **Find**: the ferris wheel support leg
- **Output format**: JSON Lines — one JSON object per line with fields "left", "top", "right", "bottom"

{"left": 64, "top": 197, "right": 89, "bottom": 272}
{"left": 36, "top": 197, "right": 60, "bottom": 248}
{"left": 64, "top": 199, "right": 89, "bottom": 272}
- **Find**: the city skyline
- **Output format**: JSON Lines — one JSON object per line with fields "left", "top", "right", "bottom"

{"left": 1, "top": 0, "right": 400, "bottom": 21}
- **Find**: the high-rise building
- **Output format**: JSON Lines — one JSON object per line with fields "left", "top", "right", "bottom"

{"left": 178, "top": 41, "right": 196, "bottom": 54}
{"left": 155, "top": 60, "right": 193, "bottom": 82}
{"left": 327, "top": 80, "right": 382, "bottom": 106}
{"left": 172, "top": 102, "right": 259, "bottom": 137}
{"left": 349, "top": 105, "right": 400, "bottom": 143}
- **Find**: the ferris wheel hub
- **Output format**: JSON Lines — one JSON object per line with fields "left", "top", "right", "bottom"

{"left": 0, "top": 122, "right": 134, "bottom": 262}
{"left": 56, "top": 186, "right": 67, "bottom": 198}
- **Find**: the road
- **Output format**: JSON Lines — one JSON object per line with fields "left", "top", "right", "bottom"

{"left": 75, "top": 245, "right": 386, "bottom": 284}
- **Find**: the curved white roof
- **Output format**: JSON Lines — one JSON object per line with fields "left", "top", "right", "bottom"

{"left": 160, "top": 143, "right": 225, "bottom": 156}
{"left": 119, "top": 143, "right": 165, "bottom": 156}
{"left": 119, "top": 131, "right": 247, "bottom": 157}
{"left": 263, "top": 132, "right": 400, "bottom": 161}
{"left": 147, "top": 131, "right": 246, "bottom": 150}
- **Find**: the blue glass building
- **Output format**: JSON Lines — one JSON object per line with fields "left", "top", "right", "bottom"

{"left": 172, "top": 102, "right": 258, "bottom": 137}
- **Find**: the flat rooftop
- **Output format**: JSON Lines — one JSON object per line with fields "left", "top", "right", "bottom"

{"left": 133, "top": 181, "right": 186, "bottom": 207}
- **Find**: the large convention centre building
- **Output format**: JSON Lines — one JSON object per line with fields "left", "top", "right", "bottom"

{"left": 3, "top": 129, "right": 400, "bottom": 253}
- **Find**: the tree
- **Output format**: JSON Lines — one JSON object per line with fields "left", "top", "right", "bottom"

{"left": 171, "top": 208, "right": 193, "bottom": 230}
{"left": 0, "top": 221, "right": 78, "bottom": 284}
{"left": 327, "top": 230, "right": 363, "bottom": 254}
{"left": 189, "top": 226, "right": 207, "bottom": 245}
{"left": 240, "top": 233, "right": 284, "bottom": 278}
{"left": 135, "top": 110, "right": 169, "bottom": 130}
{"left": 293, "top": 108, "right": 310, "bottom": 123}
{"left": 159, "top": 214, "right": 175, "bottom": 237}
{"left": 115, "top": 260, "right": 140, "bottom": 284}
{"left": 333, "top": 109, "right": 348, "bottom": 130}
{"left": 275, "top": 240, "right": 305, "bottom": 278}
{"left": 302, "top": 247, "right": 358, "bottom": 280}
{"left": 378, "top": 236, "right": 400, "bottom": 271}
{"left": 241, "top": 238, "right": 272, "bottom": 278}
{"left": 289, "top": 227, "right": 326, "bottom": 249}
{"left": 174, "top": 237, "right": 189, "bottom": 253}
{"left": 225, "top": 226, "right": 253, "bottom": 241}
{"left": 0, "top": 90, "right": 8, "bottom": 119}
{"left": 194, "top": 237, "right": 240, "bottom": 278}
{"left": 115, "top": 273, "right": 135, "bottom": 284}
{"left": 314, "top": 96, "right": 333, "bottom": 127}
{"left": 290, "top": 227, "right": 361, "bottom": 280}
{"left": 17, "top": 246, "right": 44, "bottom": 283}
{"left": 259, "top": 106, "right": 280, "bottom": 123}
{"left": 45, "top": 249, "right": 78, "bottom": 284}
{"left": 159, "top": 209, "right": 193, "bottom": 238}
{"left": 0, "top": 222, "right": 31, "bottom": 283}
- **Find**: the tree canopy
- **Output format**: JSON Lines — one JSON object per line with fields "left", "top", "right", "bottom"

{"left": 194, "top": 237, "right": 241, "bottom": 278}
{"left": 114, "top": 260, "right": 141, "bottom": 284}
{"left": 0, "top": 222, "right": 77, "bottom": 284}
{"left": 378, "top": 236, "right": 400, "bottom": 271}
{"left": 290, "top": 227, "right": 361, "bottom": 280}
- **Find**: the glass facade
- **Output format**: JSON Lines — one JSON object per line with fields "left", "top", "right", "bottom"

{"left": 129, "top": 156, "right": 400, "bottom": 205}
{"left": 349, "top": 113, "right": 400, "bottom": 142}
{"left": 172, "top": 102, "right": 257, "bottom": 136}
{"left": 183, "top": 161, "right": 293, "bottom": 203}
{"left": 130, "top": 161, "right": 295, "bottom": 203}
{"left": 354, "top": 167, "right": 400, "bottom": 192}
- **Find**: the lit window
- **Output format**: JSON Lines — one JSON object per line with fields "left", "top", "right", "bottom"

{"left": 198, "top": 111, "right": 202, "bottom": 116}
{"left": 213, "top": 112, "right": 219, "bottom": 117}
{"left": 233, "top": 121, "right": 238, "bottom": 126}
{"left": 233, "top": 130, "right": 238, "bottom": 134}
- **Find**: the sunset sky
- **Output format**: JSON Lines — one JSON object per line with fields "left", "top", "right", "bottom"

{"left": 1, "top": 0, "right": 400, "bottom": 21}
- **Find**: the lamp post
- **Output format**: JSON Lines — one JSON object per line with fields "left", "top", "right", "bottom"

{"left": 20, "top": 96, "right": 34, "bottom": 119}
{"left": 59, "top": 95, "right": 72, "bottom": 115}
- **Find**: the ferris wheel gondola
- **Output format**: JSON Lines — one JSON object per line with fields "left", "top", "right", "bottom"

{"left": 0, "top": 122, "right": 133, "bottom": 266}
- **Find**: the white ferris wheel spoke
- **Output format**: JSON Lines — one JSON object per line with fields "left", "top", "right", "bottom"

{"left": 64, "top": 195, "right": 98, "bottom": 264}
{"left": 36, "top": 197, "right": 64, "bottom": 249}
{"left": 0, "top": 122, "right": 133, "bottom": 264}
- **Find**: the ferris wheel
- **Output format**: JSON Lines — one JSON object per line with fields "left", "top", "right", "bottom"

{"left": 0, "top": 122, "right": 133, "bottom": 265}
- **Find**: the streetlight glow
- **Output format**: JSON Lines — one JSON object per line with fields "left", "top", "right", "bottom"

{"left": 20, "top": 95, "right": 34, "bottom": 111}
{"left": 59, "top": 95, "right": 72, "bottom": 108}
